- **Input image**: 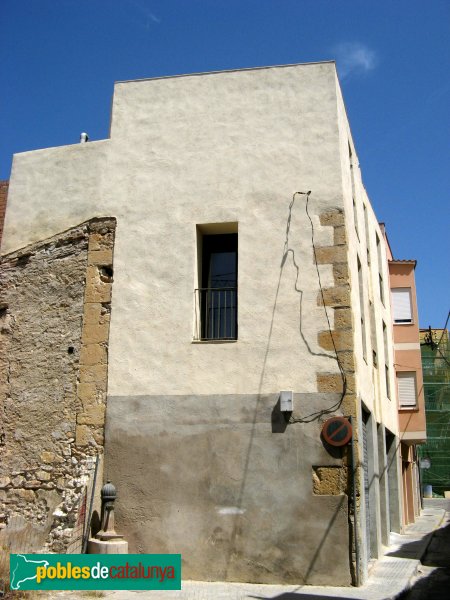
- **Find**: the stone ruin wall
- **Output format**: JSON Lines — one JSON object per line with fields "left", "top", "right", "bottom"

{"left": 0, "top": 217, "right": 115, "bottom": 552}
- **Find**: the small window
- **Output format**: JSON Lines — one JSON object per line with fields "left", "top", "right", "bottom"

{"left": 196, "top": 232, "right": 237, "bottom": 340}
{"left": 397, "top": 372, "right": 417, "bottom": 408}
{"left": 392, "top": 288, "right": 412, "bottom": 324}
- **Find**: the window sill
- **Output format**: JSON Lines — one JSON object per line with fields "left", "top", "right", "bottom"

{"left": 192, "top": 339, "right": 238, "bottom": 344}
{"left": 399, "top": 406, "right": 419, "bottom": 412}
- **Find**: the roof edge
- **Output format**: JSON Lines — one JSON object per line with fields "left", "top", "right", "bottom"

{"left": 114, "top": 60, "right": 336, "bottom": 85}
{"left": 389, "top": 259, "right": 417, "bottom": 267}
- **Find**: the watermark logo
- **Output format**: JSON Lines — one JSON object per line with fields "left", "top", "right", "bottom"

{"left": 10, "top": 554, "right": 181, "bottom": 590}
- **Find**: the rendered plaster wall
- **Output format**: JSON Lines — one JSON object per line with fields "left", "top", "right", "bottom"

{"left": 105, "top": 393, "right": 351, "bottom": 585}
{"left": 1, "top": 141, "right": 109, "bottom": 254}
{"left": 105, "top": 63, "right": 348, "bottom": 399}
{"left": 101, "top": 64, "right": 356, "bottom": 584}
{"left": 334, "top": 76, "right": 398, "bottom": 435}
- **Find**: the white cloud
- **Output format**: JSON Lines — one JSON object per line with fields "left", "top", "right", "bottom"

{"left": 334, "top": 42, "right": 377, "bottom": 79}
{"left": 127, "top": 0, "right": 161, "bottom": 27}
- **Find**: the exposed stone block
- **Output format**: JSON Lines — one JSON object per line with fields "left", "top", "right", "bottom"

{"left": 79, "top": 343, "right": 107, "bottom": 366}
{"left": 317, "top": 286, "right": 350, "bottom": 308}
{"left": 77, "top": 405, "right": 106, "bottom": 426}
{"left": 84, "top": 282, "right": 112, "bottom": 303}
{"left": 317, "top": 373, "right": 345, "bottom": 393}
{"left": 335, "top": 351, "right": 355, "bottom": 373}
{"left": 319, "top": 210, "right": 345, "bottom": 227}
{"left": 83, "top": 302, "right": 102, "bottom": 324}
{"left": 333, "top": 263, "right": 350, "bottom": 286}
{"left": 79, "top": 363, "right": 108, "bottom": 386}
{"left": 312, "top": 466, "right": 348, "bottom": 495}
{"left": 318, "top": 329, "right": 353, "bottom": 352}
{"left": 77, "top": 382, "right": 96, "bottom": 403}
{"left": 11, "top": 476, "right": 25, "bottom": 487}
{"left": 0, "top": 477, "right": 11, "bottom": 488}
{"left": 75, "top": 425, "right": 93, "bottom": 446}
{"left": 36, "top": 470, "right": 51, "bottom": 481}
{"left": 16, "top": 489, "right": 36, "bottom": 502}
{"left": 333, "top": 226, "right": 347, "bottom": 246}
{"left": 40, "top": 451, "right": 55, "bottom": 463}
{"left": 24, "top": 480, "right": 40, "bottom": 489}
{"left": 82, "top": 322, "right": 110, "bottom": 344}
{"left": 88, "top": 232, "right": 114, "bottom": 252}
{"left": 314, "top": 245, "right": 347, "bottom": 265}
{"left": 333, "top": 307, "right": 353, "bottom": 329}
{"left": 87, "top": 249, "right": 113, "bottom": 266}
{"left": 92, "top": 428, "right": 105, "bottom": 446}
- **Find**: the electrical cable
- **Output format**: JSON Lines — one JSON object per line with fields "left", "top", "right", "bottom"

{"left": 287, "top": 191, "right": 347, "bottom": 424}
{"left": 436, "top": 310, "right": 450, "bottom": 348}
{"left": 436, "top": 346, "right": 450, "bottom": 368}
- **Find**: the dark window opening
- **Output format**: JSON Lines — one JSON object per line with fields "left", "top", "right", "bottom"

{"left": 199, "top": 233, "right": 237, "bottom": 340}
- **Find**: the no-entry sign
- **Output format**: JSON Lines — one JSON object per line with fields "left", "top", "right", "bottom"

{"left": 322, "top": 417, "right": 352, "bottom": 447}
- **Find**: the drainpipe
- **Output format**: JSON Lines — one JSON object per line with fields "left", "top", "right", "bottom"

{"left": 349, "top": 416, "right": 360, "bottom": 586}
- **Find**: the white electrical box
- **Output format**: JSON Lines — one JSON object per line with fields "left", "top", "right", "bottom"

{"left": 280, "top": 390, "right": 293, "bottom": 412}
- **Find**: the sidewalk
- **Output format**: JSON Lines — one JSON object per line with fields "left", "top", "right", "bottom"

{"left": 55, "top": 501, "right": 447, "bottom": 600}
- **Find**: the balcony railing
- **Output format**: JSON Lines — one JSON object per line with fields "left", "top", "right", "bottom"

{"left": 195, "top": 287, "right": 237, "bottom": 340}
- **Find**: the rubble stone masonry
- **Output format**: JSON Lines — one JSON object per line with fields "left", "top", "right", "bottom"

{"left": 0, "top": 217, "right": 115, "bottom": 552}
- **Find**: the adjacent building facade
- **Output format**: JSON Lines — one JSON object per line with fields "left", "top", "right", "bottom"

{"left": 385, "top": 241, "right": 426, "bottom": 524}
{"left": 1, "top": 62, "right": 412, "bottom": 585}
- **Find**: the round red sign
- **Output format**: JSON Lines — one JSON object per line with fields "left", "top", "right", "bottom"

{"left": 322, "top": 416, "right": 352, "bottom": 447}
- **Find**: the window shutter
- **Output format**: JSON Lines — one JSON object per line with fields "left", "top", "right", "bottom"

{"left": 392, "top": 288, "right": 412, "bottom": 323}
{"left": 397, "top": 372, "right": 417, "bottom": 407}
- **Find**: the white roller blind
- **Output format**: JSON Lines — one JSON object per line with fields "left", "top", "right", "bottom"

{"left": 397, "top": 372, "right": 417, "bottom": 407}
{"left": 392, "top": 288, "right": 412, "bottom": 323}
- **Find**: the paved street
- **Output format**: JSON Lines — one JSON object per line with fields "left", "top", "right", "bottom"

{"left": 46, "top": 499, "right": 449, "bottom": 600}
{"left": 396, "top": 499, "right": 450, "bottom": 600}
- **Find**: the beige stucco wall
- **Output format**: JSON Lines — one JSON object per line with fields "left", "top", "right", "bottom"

{"left": 1, "top": 141, "right": 110, "bottom": 254}
{"left": 106, "top": 63, "right": 346, "bottom": 397}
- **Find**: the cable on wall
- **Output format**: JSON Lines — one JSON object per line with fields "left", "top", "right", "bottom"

{"left": 287, "top": 191, "right": 347, "bottom": 424}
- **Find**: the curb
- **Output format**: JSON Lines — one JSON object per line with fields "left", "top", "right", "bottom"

{"left": 418, "top": 508, "right": 447, "bottom": 563}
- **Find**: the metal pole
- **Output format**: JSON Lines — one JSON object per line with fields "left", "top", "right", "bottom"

{"left": 349, "top": 416, "right": 360, "bottom": 586}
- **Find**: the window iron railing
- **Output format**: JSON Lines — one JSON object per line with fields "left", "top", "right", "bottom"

{"left": 195, "top": 287, "right": 237, "bottom": 340}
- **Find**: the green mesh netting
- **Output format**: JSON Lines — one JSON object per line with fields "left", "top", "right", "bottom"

{"left": 418, "top": 330, "right": 450, "bottom": 497}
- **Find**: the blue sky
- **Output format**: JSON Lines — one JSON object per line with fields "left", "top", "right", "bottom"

{"left": 1, "top": 0, "right": 449, "bottom": 328}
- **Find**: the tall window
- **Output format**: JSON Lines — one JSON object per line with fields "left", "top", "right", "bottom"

{"left": 392, "top": 288, "right": 413, "bottom": 324}
{"left": 198, "top": 233, "right": 237, "bottom": 340}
